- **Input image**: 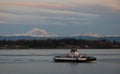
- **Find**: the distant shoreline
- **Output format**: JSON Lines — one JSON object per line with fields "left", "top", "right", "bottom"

{"left": 0, "top": 48, "right": 120, "bottom": 50}
{"left": 0, "top": 38, "right": 120, "bottom": 49}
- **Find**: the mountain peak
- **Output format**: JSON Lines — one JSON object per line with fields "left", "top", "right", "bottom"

{"left": 28, "top": 28, "right": 48, "bottom": 35}
{"left": 24, "top": 28, "right": 58, "bottom": 37}
{"left": 3, "top": 28, "right": 58, "bottom": 37}
{"left": 74, "top": 32, "right": 104, "bottom": 37}
{"left": 31, "top": 28, "right": 45, "bottom": 32}
{"left": 32, "top": 28, "right": 41, "bottom": 31}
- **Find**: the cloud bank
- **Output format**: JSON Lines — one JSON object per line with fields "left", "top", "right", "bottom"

{"left": 0, "top": 0, "right": 120, "bottom": 35}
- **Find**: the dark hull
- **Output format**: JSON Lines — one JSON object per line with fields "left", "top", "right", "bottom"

{"left": 53, "top": 56, "right": 96, "bottom": 63}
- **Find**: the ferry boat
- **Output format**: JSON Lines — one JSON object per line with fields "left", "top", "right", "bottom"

{"left": 53, "top": 48, "right": 96, "bottom": 62}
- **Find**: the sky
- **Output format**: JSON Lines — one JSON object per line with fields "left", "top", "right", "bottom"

{"left": 0, "top": 0, "right": 120, "bottom": 36}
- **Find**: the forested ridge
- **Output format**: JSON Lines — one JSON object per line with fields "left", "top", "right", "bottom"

{"left": 0, "top": 38, "right": 120, "bottom": 49}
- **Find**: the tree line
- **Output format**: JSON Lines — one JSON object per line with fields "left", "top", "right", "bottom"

{"left": 0, "top": 38, "right": 120, "bottom": 49}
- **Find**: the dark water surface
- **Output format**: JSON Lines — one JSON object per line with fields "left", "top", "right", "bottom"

{"left": 0, "top": 49, "right": 120, "bottom": 74}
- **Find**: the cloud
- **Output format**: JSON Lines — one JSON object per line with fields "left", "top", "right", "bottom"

{"left": 70, "top": 5, "right": 120, "bottom": 16}
{"left": 0, "top": 15, "right": 5, "bottom": 21}
{"left": 0, "top": 6, "right": 98, "bottom": 26}
{"left": 0, "top": 0, "right": 119, "bottom": 27}
{"left": 1, "top": 0, "right": 120, "bottom": 10}
{"left": 67, "top": 0, "right": 120, "bottom": 10}
{"left": 0, "top": 12, "right": 96, "bottom": 26}
{"left": 0, "top": 7, "right": 97, "bottom": 17}
{"left": 0, "top": 1, "right": 67, "bottom": 9}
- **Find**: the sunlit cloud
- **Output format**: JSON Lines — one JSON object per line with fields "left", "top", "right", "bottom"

{"left": 0, "top": 0, "right": 119, "bottom": 26}
{"left": 68, "top": 0, "right": 120, "bottom": 10}
{"left": 0, "top": 1, "right": 67, "bottom": 9}
{"left": 1, "top": 0, "right": 120, "bottom": 10}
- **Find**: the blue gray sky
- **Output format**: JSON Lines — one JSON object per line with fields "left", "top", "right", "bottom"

{"left": 0, "top": 0, "right": 120, "bottom": 36}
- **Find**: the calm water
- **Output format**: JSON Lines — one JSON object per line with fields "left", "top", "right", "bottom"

{"left": 0, "top": 49, "right": 120, "bottom": 74}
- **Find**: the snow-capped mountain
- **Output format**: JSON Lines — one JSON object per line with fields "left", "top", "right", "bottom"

{"left": 74, "top": 32, "right": 120, "bottom": 37}
{"left": 1, "top": 31, "right": 120, "bottom": 41}
{"left": 74, "top": 32, "right": 104, "bottom": 37}
{"left": 4, "top": 28, "right": 58, "bottom": 37}
{"left": 24, "top": 28, "right": 58, "bottom": 37}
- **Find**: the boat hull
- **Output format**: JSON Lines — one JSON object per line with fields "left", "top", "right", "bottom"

{"left": 53, "top": 56, "right": 96, "bottom": 63}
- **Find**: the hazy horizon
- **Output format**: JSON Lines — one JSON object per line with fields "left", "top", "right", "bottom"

{"left": 1, "top": 28, "right": 120, "bottom": 37}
